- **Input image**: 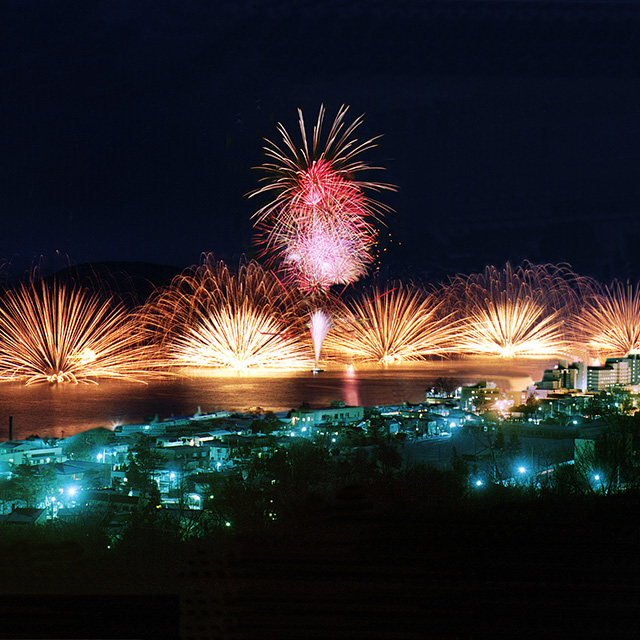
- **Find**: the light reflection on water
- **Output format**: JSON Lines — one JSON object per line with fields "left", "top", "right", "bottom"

{"left": 0, "top": 359, "right": 553, "bottom": 441}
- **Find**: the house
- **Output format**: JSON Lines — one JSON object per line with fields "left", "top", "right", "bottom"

{"left": 157, "top": 444, "right": 211, "bottom": 471}
{"left": 94, "top": 442, "right": 131, "bottom": 470}
{"left": 0, "top": 440, "right": 65, "bottom": 467}
{"left": 113, "top": 421, "right": 167, "bottom": 437}
{"left": 290, "top": 405, "right": 365, "bottom": 433}
{"left": 51, "top": 460, "right": 111, "bottom": 491}
{"left": 82, "top": 489, "right": 142, "bottom": 514}
{"left": 0, "top": 506, "right": 48, "bottom": 525}
{"left": 459, "top": 383, "right": 526, "bottom": 413}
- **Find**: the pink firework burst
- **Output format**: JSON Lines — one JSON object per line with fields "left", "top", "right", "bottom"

{"left": 249, "top": 105, "right": 395, "bottom": 292}
{"left": 284, "top": 225, "right": 369, "bottom": 291}
{"left": 282, "top": 182, "right": 377, "bottom": 291}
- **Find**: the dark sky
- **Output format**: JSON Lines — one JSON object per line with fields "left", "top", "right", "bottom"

{"left": 3, "top": 0, "right": 640, "bottom": 282}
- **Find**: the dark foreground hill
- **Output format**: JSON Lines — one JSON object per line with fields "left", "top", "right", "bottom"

{"left": 1, "top": 489, "right": 639, "bottom": 638}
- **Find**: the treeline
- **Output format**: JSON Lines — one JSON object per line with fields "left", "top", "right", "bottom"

{"left": 4, "top": 438, "right": 640, "bottom": 638}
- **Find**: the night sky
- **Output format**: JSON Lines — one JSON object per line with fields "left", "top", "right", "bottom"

{"left": 3, "top": 0, "right": 640, "bottom": 283}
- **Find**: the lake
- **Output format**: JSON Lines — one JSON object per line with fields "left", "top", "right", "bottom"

{"left": 0, "top": 358, "right": 553, "bottom": 441}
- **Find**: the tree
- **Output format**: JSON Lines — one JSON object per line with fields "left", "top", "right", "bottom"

{"left": 524, "top": 394, "right": 539, "bottom": 420}
{"left": 430, "top": 377, "right": 460, "bottom": 397}
{"left": 5, "top": 464, "right": 58, "bottom": 507}
{"left": 62, "top": 428, "right": 112, "bottom": 461}
{"left": 507, "top": 430, "right": 522, "bottom": 457}
{"left": 214, "top": 474, "right": 268, "bottom": 533}
{"left": 124, "top": 438, "right": 163, "bottom": 504}
{"left": 373, "top": 443, "right": 403, "bottom": 475}
{"left": 575, "top": 428, "right": 635, "bottom": 494}
{"left": 366, "top": 414, "right": 389, "bottom": 444}
{"left": 450, "top": 446, "right": 469, "bottom": 484}
{"left": 470, "top": 428, "right": 508, "bottom": 484}
{"left": 251, "top": 411, "right": 284, "bottom": 434}
{"left": 252, "top": 440, "right": 329, "bottom": 492}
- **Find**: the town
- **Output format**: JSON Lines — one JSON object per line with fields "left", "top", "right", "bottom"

{"left": 2, "top": 354, "right": 640, "bottom": 533}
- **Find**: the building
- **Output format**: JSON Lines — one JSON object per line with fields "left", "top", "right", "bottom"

{"left": 156, "top": 430, "right": 232, "bottom": 449}
{"left": 0, "top": 440, "right": 65, "bottom": 467}
{"left": 0, "top": 507, "right": 48, "bottom": 526}
{"left": 290, "top": 405, "right": 365, "bottom": 432}
{"left": 536, "top": 361, "right": 587, "bottom": 392}
{"left": 459, "top": 382, "right": 500, "bottom": 412}
{"left": 207, "top": 442, "right": 232, "bottom": 467}
{"left": 82, "top": 489, "right": 142, "bottom": 514}
{"left": 158, "top": 444, "right": 210, "bottom": 471}
{"left": 51, "top": 460, "right": 111, "bottom": 493}
{"left": 587, "top": 358, "right": 633, "bottom": 391}
{"left": 536, "top": 357, "right": 640, "bottom": 393}
{"left": 459, "top": 383, "right": 524, "bottom": 413}
{"left": 113, "top": 422, "right": 167, "bottom": 437}
{"left": 94, "top": 442, "right": 130, "bottom": 470}
{"left": 624, "top": 352, "right": 640, "bottom": 383}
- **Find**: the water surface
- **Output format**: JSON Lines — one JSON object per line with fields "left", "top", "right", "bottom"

{"left": 0, "top": 359, "right": 552, "bottom": 441}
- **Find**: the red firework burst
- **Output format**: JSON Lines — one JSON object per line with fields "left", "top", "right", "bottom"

{"left": 249, "top": 105, "right": 394, "bottom": 292}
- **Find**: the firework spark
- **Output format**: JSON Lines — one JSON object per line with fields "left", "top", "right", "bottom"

{"left": 146, "top": 256, "right": 313, "bottom": 370}
{"left": 283, "top": 212, "right": 375, "bottom": 291}
{"left": 250, "top": 105, "right": 395, "bottom": 292}
{"left": 572, "top": 281, "right": 640, "bottom": 358}
{"left": 324, "top": 282, "right": 456, "bottom": 364}
{"left": 447, "top": 263, "right": 581, "bottom": 358}
{"left": 0, "top": 277, "right": 157, "bottom": 384}
{"left": 454, "top": 297, "right": 567, "bottom": 358}
{"left": 309, "top": 309, "right": 333, "bottom": 369}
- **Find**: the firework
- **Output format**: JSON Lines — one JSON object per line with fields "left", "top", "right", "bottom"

{"left": 447, "top": 263, "right": 581, "bottom": 359}
{"left": 0, "top": 277, "right": 157, "bottom": 384}
{"left": 324, "top": 282, "right": 456, "bottom": 364}
{"left": 453, "top": 296, "right": 568, "bottom": 358}
{"left": 309, "top": 309, "right": 333, "bottom": 368}
{"left": 250, "top": 105, "right": 395, "bottom": 291}
{"left": 282, "top": 212, "right": 375, "bottom": 291}
{"left": 146, "top": 256, "right": 313, "bottom": 370}
{"left": 572, "top": 281, "right": 640, "bottom": 358}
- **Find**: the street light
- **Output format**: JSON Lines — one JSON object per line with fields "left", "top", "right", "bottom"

{"left": 593, "top": 473, "right": 605, "bottom": 493}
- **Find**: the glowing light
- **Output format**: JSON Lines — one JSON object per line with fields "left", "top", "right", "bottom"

{"left": 572, "top": 281, "right": 640, "bottom": 358}
{"left": 250, "top": 105, "right": 395, "bottom": 292}
{"left": 145, "top": 256, "right": 313, "bottom": 370}
{"left": 325, "top": 282, "right": 456, "bottom": 364}
{"left": 283, "top": 214, "right": 375, "bottom": 292}
{"left": 447, "top": 263, "right": 581, "bottom": 359}
{"left": 0, "top": 276, "right": 159, "bottom": 385}
{"left": 309, "top": 310, "right": 333, "bottom": 369}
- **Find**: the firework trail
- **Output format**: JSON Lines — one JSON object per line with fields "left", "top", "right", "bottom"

{"left": 446, "top": 263, "right": 582, "bottom": 358}
{"left": 571, "top": 281, "right": 640, "bottom": 358}
{"left": 249, "top": 104, "right": 395, "bottom": 292}
{"left": 145, "top": 256, "right": 313, "bottom": 370}
{"left": 309, "top": 309, "right": 333, "bottom": 369}
{"left": 0, "top": 276, "right": 158, "bottom": 384}
{"left": 324, "top": 282, "right": 457, "bottom": 364}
